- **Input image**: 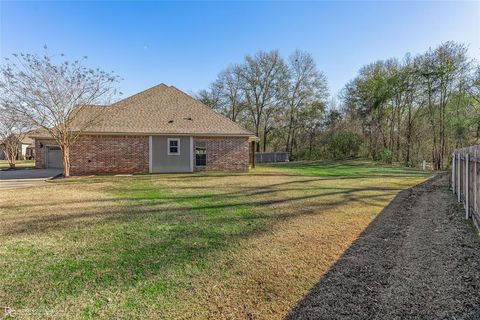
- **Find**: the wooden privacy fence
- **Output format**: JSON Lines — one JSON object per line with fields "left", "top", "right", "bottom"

{"left": 452, "top": 145, "right": 480, "bottom": 230}
{"left": 255, "top": 152, "right": 289, "bottom": 163}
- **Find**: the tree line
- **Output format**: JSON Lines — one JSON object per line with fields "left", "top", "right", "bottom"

{"left": 198, "top": 42, "right": 480, "bottom": 169}
{"left": 196, "top": 50, "right": 329, "bottom": 155}
{"left": 1, "top": 43, "right": 478, "bottom": 172}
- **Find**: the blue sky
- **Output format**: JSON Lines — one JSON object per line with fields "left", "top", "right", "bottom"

{"left": 1, "top": 1, "right": 479, "bottom": 99}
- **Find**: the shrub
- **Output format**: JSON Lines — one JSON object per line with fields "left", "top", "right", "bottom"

{"left": 376, "top": 148, "right": 393, "bottom": 164}
{"left": 326, "top": 131, "right": 362, "bottom": 159}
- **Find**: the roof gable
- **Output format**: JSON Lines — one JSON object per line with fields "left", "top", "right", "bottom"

{"left": 76, "top": 84, "right": 255, "bottom": 137}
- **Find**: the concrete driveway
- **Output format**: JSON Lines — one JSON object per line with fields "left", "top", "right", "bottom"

{"left": 0, "top": 169, "right": 62, "bottom": 190}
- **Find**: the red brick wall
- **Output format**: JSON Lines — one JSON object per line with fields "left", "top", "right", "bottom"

{"left": 70, "top": 135, "right": 149, "bottom": 175}
{"left": 194, "top": 137, "right": 250, "bottom": 172}
{"left": 35, "top": 135, "right": 249, "bottom": 174}
{"left": 34, "top": 139, "right": 58, "bottom": 169}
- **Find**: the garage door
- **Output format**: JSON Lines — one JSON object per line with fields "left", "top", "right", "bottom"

{"left": 46, "top": 146, "right": 63, "bottom": 168}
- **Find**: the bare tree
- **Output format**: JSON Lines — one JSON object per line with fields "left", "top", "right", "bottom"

{"left": 402, "top": 57, "right": 422, "bottom": 165}
{"left": 198, "top": 43, "right": 478, "bottom": 165}
{"left": 240, "top": 50, "right": 287, "bottom": 151}
{"left": 197, "top": 65, "right": 247, "bottom": 122}
{"left": 284, "top": 50, "right": 328, "bottom": 155}
{"left": 196, "top": 88, "right": 221, "bottom": 111}
{"left": 0, "top": 49, "right": 120, "bottom": 176}
{"left": 416, "top": 42, "right": 470, "bottom": 169}
{"left": 0, "top": 107, "right": 30, "bottom": 169}
{"left": 216, "top": 65, "right": 246, "bottom": 122}
{"left": 200, "top": 50, "right": 329, "bottom": 155}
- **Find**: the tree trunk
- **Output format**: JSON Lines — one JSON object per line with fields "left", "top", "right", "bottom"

{"left": 285, "top": 107, "right": 295, "bottom": 153}
{"left": 262, "top": 120, "right": 270, "bottom": 152}
{"left": 389, "top": 103, "right": 397, "bottom": 154}
{"left": 263, "top": 130, "right": 268, "bottom": 152}
{"left": 406, "top": 105, "right": 412, "bottom": 164}
{"left": 4, "top": 139, "right": 19, "bottom": 169}
{"left": 368, "top": 122, "right": 375, "bottom": 159}
{"left": 309, "top": 133, "right": 313, "bottom": 157}
{"left": 395, "top": 100, "right": 402, "bottom": 162}
{"left": 439, "top": 100, "right": 446, "bottom": 170}
{"left": 255, "top": 125, "right": 261, "bottom": 152}
{"left": 290, "top": 127, "right": 296, "bottom": 159}
{"left": 62, "top": 146, "right": 70, "bottom": 177}
{"left": 285, "top": 131, "right": 291, "bottom": 154}
{"left": 7, "top": 153, "right": 16, "bottom": 169}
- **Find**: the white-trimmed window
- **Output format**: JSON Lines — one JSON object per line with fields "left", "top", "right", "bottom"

{"left": 168, "top": 138, "right": 180, "bottom": 155}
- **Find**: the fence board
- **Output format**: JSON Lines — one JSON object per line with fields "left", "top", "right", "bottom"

{"left": 453, "top": 145, "right": 480, "bottom": 232}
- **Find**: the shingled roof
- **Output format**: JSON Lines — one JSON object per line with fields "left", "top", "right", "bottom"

{"left": 72, "top": 84, "right": 255, "bottom": 137}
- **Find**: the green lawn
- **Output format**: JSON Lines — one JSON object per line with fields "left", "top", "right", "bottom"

{"left": 0, "top": 160, "right": 430, "bottom": 319}
{"left": 260, "top": 159, "right": 426, "bottom": 177}
{"left": 0, "top": 160, "right": 35, "bottom": 170}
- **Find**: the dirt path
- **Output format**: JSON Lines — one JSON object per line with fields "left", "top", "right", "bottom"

{"left": 287, "top": 173, "right": 480, "bottom": 320}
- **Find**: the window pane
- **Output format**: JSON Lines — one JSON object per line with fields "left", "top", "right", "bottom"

{"left": 195, "top": 143, "right": 206, "bottom": 166}
{"left": 196, "top": 154, "right": 206, "bottom": 166}
{"left": 168, "top": 139, "right": 180, "bottom": 154}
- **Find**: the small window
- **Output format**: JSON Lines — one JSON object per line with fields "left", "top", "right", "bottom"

{"left": 195, "top": 141, "right": 206, "bottom": 167}
{"left": 168, "top": 138, "right": 180, "bottom": 155}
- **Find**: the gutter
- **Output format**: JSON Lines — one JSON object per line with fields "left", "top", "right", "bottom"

{"left": 31, "top": 131, "right": 259, "bottom": 140}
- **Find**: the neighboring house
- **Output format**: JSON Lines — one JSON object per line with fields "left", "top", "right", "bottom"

{"left": 31, "top": 84, "right": 258, "bottom": 174}
{"left": 21, "top": 136, "right": 35, "bottom": 160}
{"left": 0, "top": 135, "right": 34, "bottom": 160}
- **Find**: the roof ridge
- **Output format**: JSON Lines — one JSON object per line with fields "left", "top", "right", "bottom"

{"left": 111, "top": 83, "right": 169, "bottom": 106}
{"left": 78, "top": 104, "right": 108, "bottom": 108}
{"left": 167, "top": 86, "right": 256, "bottom": 136}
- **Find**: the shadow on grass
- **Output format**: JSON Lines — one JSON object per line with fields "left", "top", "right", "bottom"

{"left": 0, "top": 162, "right": 428, "bottom": 309}
{"left": 0, "top": 176, "right": 406, "bottom": 211}
{"left": 3, "top": 189, "right": 396, "bottom": 305}
{"left": 2, "top": 187, "right": 401, "bottom": 237}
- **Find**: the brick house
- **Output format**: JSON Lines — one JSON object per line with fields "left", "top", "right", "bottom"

{"left": 31, "top": 84, "right": 258, "bottom": 175}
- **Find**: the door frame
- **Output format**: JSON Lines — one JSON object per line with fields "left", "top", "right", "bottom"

{"left": 149, "top": 136, "right": 153, "bottom": 173}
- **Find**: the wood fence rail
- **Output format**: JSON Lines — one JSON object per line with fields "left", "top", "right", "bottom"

{"left": 255, "top": 152, "right": 289, "bottom": 163}
{"left": 452, "top": 145, "right": 480, "bottom": 231}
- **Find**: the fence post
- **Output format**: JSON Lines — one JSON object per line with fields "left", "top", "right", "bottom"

{"left": 458, "top": 153, "right": 461, "bottom": 202}
{"left": 466, "top": 153, "right": 469, "bottom": 219}
{"left": 452, "top": 153, "right": 455, "bottom": 192}
{"left": 475, "top": 149, "right": 478, "bottom": 219}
